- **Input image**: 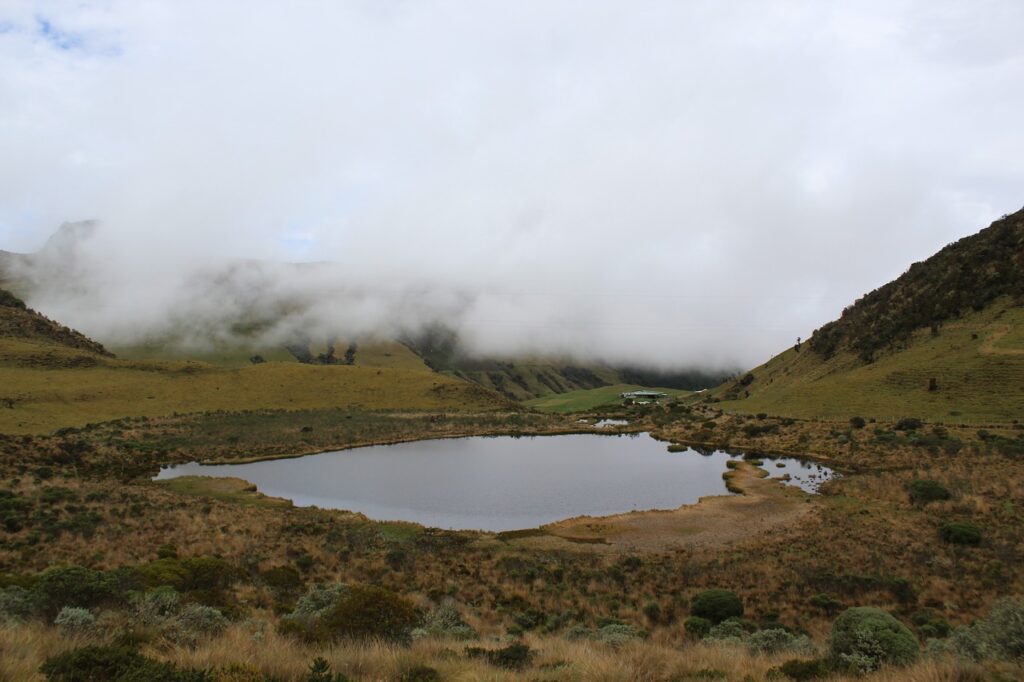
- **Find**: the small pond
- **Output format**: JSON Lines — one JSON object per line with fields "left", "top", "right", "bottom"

{"left": 156, "top": 434, "right": 833, "bottom": 531}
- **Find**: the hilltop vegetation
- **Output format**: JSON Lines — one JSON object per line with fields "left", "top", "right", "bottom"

{"left": 809, "top": 207, "right": 1024, "bottom": 362}
{"left": 712, "top": 208, "right": 1024, "bottom": 423}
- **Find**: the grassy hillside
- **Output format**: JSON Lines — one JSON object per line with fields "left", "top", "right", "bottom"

{"left": 526, "top": 383, "right": 690, "bottom": 413}
{"left": 713, "top": 299, "right": 1024, "bottom": 423}
{"left": 0, "top": 345, "right": 512, "bottom": 434}
{"left": 112, "top": 337, "right": 430, "bottom": 371}
{"left": 810, "top": 207, "right": 1023, "bottom": 361}
{"left": 0, "top": 289, "right": 512, "bottom": 434}
{"left": 710, "top": 208, "right": 1024, "bottom": 424}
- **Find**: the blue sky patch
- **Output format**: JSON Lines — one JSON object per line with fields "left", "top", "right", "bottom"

{"left": 36, "top": 15, "right": 85, "bottom": 50}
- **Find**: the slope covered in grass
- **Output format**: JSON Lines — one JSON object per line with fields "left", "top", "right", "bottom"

{"left": 0, "top": 287, "right": 512, "bottom": 434}
{"left": 526, "top": 383, "right": 689, "bottom": 413}
{"left": 0, "top": 347, "right": 512, "bottom": 434}
{"left": 0, "top": 288, "right": 110, "bottom": 356}
{"left": 711, "top": 208, "right": 1024, "bottom": 423}
{"left": 713, "top": 299, "right": 1024, "bottom": 423}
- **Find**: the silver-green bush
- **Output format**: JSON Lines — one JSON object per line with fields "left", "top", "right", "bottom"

{"left": 54, "top": 606, "right": 96, "bottom": 635}
{"left": 951, "top": 596, "right": 1024, "bottom": 662}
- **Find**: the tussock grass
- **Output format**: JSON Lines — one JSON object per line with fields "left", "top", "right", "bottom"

{"left": 1, "top": 623, "right": 1015, "bottom": 681}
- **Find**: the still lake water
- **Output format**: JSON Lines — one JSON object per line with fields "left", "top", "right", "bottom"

{"left": 156, "top": 433, "right": 833, "bottom": 531}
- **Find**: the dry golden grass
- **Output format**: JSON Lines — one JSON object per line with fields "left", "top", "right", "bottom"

{"left": 2, "top": 623, "right": 1018, "bottom": 681}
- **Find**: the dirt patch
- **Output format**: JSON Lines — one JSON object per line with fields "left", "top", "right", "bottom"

{"left": 535, "top": 461, "right": 818, "bottom": 553}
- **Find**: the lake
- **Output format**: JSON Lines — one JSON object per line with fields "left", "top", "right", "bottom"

{"left": 155, "top": 433, "right": 833, "bottom": 531}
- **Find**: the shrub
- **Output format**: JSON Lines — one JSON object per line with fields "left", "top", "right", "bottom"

{"left": 951, "top": 596, "right": 1024, "bottom": 662}
{"left": 705, "top": 619, "right": 748, "bottom": 644}
{"left": 828, "top": 607, "right": 919, "bottom": 672}
{"left": 163, "top": 604, "right": 228, "bottom": 646}
{"left": 939, "top": 522, "right": 982, "bottom": 545}
{"left": 294, "top": 554, "right": 315, "bottom": 573}
{"left": 808, "top": 593, "right": 844, "bottom": 615}
{"left": 0, "top": 585, "right": 36, "bottom": 624}
{"left": 129, "top": 586, "right": 181, "bottom": 626}
{"left": 773, "top": 658, "right": 830, "bottom": 680}
{"left": 156, "top": 544, "right": 178, "bottom": 560}
{"left": 849, "top": 416, "right": 866, "bottom": 429}
{"left": 907, "top": 479, "right": 951, "bottom": 505}
{"left": 33, "top": 566, "right": 118, "bottom": 617}
{"left": 292, "top": 584, "right": 349, "bottom": 618}
{"left": 320, "top": 585, "right": 418, "bottom": 642}
{"left": 39, "top": 645, "right": 207, "bottom": 682}
{"left": 684, "top": 616, "right": 712, "bottom": 639}
{"left": 420, "top": 604, "right": 477, "bottom": 640}
{"left": 895, "top": 417, "right": 923, "bottom": 431}
{"left": 596, "top": 622, "right": 642, "bottom": 646}
{"left": 54, "top": 606, "right": 97, "bottom": 635}
{"left": 130, "top": 557, "right": 235, "bottom": 594}
{"left": 642, "top": 601, "right": 662, "bottom": 624}
{"left": 910, "top": 609, "right": 951, "bottom": 639}
{"left": 691, "top": 590, "right": 743, "bottom": 624}
{"left": 747, "top": 628, "right": 815, "bottom": 655}
{"left": 465, "top": 642, "right": 533, "bottom": 670}
{"left": 262, "top": 566, "right": 302, "bottom": 595}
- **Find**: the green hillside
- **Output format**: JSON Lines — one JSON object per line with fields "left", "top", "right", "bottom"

{"left": 0, "top": 288, "right": 513, "bottom": 434}
{"left": 711, "top": 208, "right": 1024, "bottom": 423}
{"left": 526, "top": 383, "right": 690, "bottom": 413}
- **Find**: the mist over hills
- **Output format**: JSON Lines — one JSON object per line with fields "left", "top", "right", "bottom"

{"left": 0, "top": 222, "right": 737, "bottom": 382}
{"left": 0, "top": 221, "right": 736, "bottom": 397}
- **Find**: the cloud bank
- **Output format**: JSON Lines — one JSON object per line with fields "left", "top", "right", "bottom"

{"left": 1, "top": 1, "right": 1022, "bottom": 368}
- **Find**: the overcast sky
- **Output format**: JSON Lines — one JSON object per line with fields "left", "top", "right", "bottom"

{"left": 0, "top": 1, "right": 1022, "bottom": 368}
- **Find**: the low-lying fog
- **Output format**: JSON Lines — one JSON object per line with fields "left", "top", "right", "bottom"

{"left": 2, "top": 2, "right": 1022, "bottom": 370}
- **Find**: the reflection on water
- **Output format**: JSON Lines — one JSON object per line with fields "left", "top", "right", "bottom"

{"left": 156, "top": 434, "right": 833, "bottom": 531}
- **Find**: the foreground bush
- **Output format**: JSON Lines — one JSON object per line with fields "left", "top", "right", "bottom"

{"left": 54, "top": 606, "right": 96, "bottom": 635}
{"left": 773, "top": 658, "right": 830, "bottom": 680}
{"left": 465, "top": 642, "right": 533, "bottom": 670}
{"left": 34, "top": 566, "right": 118, "bottom": 617}
{"left": 279, "top": 584, "right": 418, "bottom": 643}
{"left": 691, "top": 590, "right": 743, "bottom": 624}
{"left": 321, "top": 585, "right": 417, "bottom": 642}
{"left": 952, "top": 596, "right": 1024, "bottom": 662}
{"left": 39, "top": 645, "right": 207, "bottom": 681}
{"left": 684, "top": 616, "right": 712, "bottom": 639}
{"left": 828, "top": 607, "right": 918, "bottom": 673}
{"left": 413, "top": 604, "right": 476, "bottom": 641}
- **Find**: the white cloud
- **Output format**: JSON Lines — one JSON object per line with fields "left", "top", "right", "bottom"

{"left": 0, "top": 0, "right": 1021, "bottom": 368}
